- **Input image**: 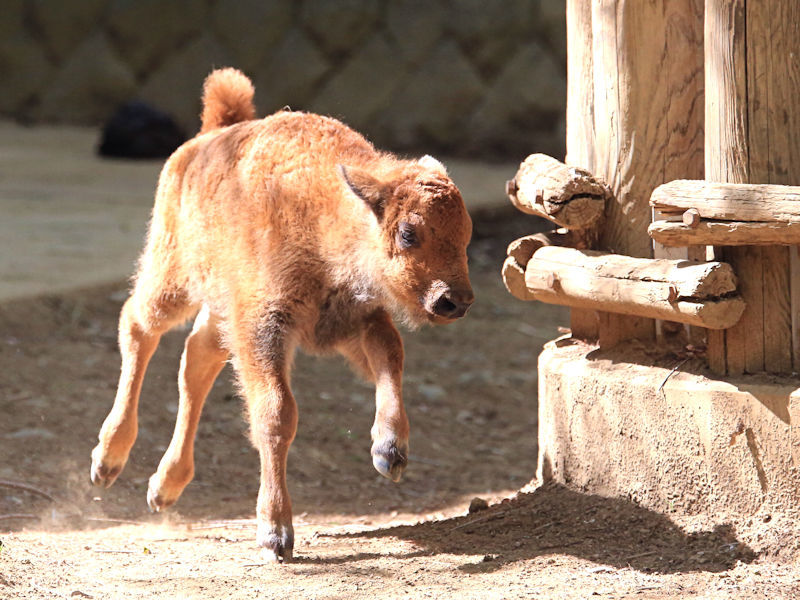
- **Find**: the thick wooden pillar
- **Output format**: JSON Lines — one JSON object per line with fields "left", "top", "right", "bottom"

{"left": 566, "top": 0, "right": 704, "bottom": 346}
{"left": 565, "top": 0, "right": 600, "bottom": 339}
{"left": 705, "top": 0, "right": 800, "bottom": 374}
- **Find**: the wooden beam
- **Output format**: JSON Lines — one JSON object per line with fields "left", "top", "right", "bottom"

{"left": 522, "top": 247, "right": 745, "bottom": 329}
{"left": 648, "top": 220, "right": 800, "bottom": 247}
{"left": 704, "top": 0, "right": 800, "bottom": 375}
{"left": 651, "top": 180, "right": 800, "bottom": 222}
{"left": 506, "top": 153, "right": 608, "bottom": 231}
{"left": 506, "top": 230, "right": 574, "bottom": 267}
{"left": 705, "top": 0, "right": 748, "bottom": 374}
{"left": 746, "top": 1, "right": 799, "bottom": 375}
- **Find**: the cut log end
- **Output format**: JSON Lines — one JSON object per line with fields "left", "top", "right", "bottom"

{"left": 502, "top": 256, "right": 535, "bottom": 301}
{"left": 508, "top": 153, "right": 609, "bottom": 230}
{"left": 682, "top": 208, "right": 701, "bottom": 228}
{"left": 506, "top": 230, "right": 573, "bottom": 266}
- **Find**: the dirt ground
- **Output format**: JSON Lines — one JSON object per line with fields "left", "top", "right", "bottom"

{"left": 1, "top": 210, "right": 799, "bottom": 599}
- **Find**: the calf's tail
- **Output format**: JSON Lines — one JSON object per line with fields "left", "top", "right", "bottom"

{"left": 200, "top": 68, "right": 256, "bottom": 134}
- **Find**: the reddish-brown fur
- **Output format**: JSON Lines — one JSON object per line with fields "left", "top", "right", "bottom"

{"left": 90, "top": 68, "right": 474, "bottom": 562}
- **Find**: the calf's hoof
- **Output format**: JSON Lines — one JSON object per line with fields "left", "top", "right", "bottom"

{"left": 146, "top": 477, "right": 178, "bottom": 513}
{"left": 257, "top": 522, "right": 294, "bottom": 563}
{"left": 371, "top": 439, "right": 408, "bottom": 482}
{"left": 89, "top": 446, "right": 126, "bottom": 488}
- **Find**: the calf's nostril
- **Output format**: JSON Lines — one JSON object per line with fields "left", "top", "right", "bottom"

{"left": 431, "top": 293, "right": 473, "bottom": 318}
{"left": 433, "top": 296, "right": 458, "bottom": 317}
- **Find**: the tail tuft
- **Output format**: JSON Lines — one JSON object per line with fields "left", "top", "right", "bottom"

{"left": 200, "top": 68, "right": 256, "bottom": 134}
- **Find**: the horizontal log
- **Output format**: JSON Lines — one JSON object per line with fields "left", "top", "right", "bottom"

{"left": 506, "top": 230, "right": 573, "bottom": 266}
{"left": 503, "top": 230, "right": 574, "bottom": 300}
{"left": 648, "top": 219, "right": 800, "bottom": 246}
{"left": 523, "top": 247, "right": 745, "bottom": 329}
{"left": 651, "top": 179, "right": 800, "bottom": 222}
{"left": 507, "top": 153, "right": 608, "bottom": 230}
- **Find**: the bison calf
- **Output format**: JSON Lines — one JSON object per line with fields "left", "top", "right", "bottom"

{"left": 90, "top": 68, "right": 474, "bottom": 562}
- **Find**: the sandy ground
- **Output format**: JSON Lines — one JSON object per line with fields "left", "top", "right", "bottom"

{"left": 1, "top": 123, "right": 799, "bottom": 598}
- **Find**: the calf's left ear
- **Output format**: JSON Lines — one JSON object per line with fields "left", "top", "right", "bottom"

{"left": 418, "top": 154, "right": 447, "bottom": 175}
{"left": 338, "top": 165, "right": 387, "bottom": 220}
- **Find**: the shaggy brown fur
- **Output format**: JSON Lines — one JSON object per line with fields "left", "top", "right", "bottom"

{"left": 90, "top": 68, "right": 474, "bottom": 562}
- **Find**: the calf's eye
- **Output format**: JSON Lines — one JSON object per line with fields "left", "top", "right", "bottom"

{"left": 396, "top": 222, "right": 418, "bottom": 249}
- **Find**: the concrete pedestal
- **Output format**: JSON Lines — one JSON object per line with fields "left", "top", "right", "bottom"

{"left": 537, "top": 339, "right": 800, "bottom": 521}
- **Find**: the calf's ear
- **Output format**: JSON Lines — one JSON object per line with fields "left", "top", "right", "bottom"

{"left": 338, "top": 165, "right": 387, "bottom": 220}
{"left": 418, "top": 154, "right": 447, "bottom": 175}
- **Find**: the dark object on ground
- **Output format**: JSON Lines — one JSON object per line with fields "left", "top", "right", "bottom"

{"left": 468, "top": 497, "right": 489, "bottom": 513}
{"left": 98, "top": 101, "right": 186, "bottom": 159}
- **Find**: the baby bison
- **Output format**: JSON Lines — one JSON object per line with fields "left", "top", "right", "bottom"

{"left": 90, "top": 68, "right": 474, "bottom": 562}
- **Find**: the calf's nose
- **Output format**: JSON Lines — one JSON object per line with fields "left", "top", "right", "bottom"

{"left": 432, "top": 289, "right": 475, "bottom": 319}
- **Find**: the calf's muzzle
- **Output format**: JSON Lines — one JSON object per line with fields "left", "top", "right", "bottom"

{"left": 431, "top": 288, "right": 474, "bottom": 319}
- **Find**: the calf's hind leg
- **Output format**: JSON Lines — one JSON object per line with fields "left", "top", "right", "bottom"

{"left": 147, "top": 306, "right": 229, "bottom": 512}
{"left": 90, "top": 290, "right": 192, "bottom": 488}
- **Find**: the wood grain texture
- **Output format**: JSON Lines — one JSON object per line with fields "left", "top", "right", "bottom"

{"left": 566, "top": 0, "right": 596, "bottom": 171}
{"left": 591, "top": 0, "right": 704, "bottom": 258}
{"left": 705, "top": 0, "right": 749, "bottom": 185}
{"left": 587, "top": 0, "right": 704, "bottom": 346}
{"left": 566, "top": 0, "right": 600, "bottom": 341}
{"left": 762, "top": 245, "right": 792, "bottom": 372}
{"left": 704, "top": 0, "right": 800, "bottom": 374}
{"left": 509, "top": 154, "right": 608, "bottom": 230}
{"left": 705, "top": 0, "right": 748, "bottom": 374}
{"left": 649, "top": 220, "right": 800, "bottom": 247}
{"left": 791, "top": 247, "right": 800, "bottom": 370}
{"left": 506, "top": 230, "right": 573, "bottom": 266}
{"left": 651, "top": 180, "right": 800, "bottom": 221}
{"left": 665, "top": 0, "right": 705, "bottom": 184}
{"left": 746, "top": 1, "right": 800, "bottom": 374}
{"left": 523, "top": 247, "right": 745, "bottom": 329}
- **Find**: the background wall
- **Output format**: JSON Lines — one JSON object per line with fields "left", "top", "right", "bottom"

{"left": 0, "top": 0, "right": 566, "bottom": 159}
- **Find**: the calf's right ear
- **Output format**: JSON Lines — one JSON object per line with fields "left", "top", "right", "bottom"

{"left": 338, "top": 165, "right": 386, "bottom": 220}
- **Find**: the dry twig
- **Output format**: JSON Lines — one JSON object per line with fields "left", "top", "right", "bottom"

{"left": 0, "top": 479, "right": 56, "bottom": 503}
{"left": 0, "top": 513, "right": 39, "bottom": 522}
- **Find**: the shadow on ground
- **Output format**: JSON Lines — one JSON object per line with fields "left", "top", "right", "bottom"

{"left": 331, "top": 482, "right": 756, "bottom": 575}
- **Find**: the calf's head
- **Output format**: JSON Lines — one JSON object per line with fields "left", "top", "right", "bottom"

{"left": 340, "top": 155, "right": 474, "bottom": 326}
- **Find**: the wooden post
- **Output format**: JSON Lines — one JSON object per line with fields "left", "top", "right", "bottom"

{"left": 577, "top": 0, "right": 705, "bottom": 348}
{"left": 705, "top": 0, "right": 800, "bottom": 374}
{"left": 565, "top": 0, "right": 601, "bottom": 340}
{"left": 650, "top": 180, "right": 800, "bottom": 247}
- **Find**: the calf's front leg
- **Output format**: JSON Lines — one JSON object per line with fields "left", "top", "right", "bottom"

{"left": 235, "top": 317, "right": 298, "bottom": 563}
{"left": 248, "top": 370, "right": 297, "bottom": 562}
{"left": 343, "top": 310, "right": 409, "bottom": 481}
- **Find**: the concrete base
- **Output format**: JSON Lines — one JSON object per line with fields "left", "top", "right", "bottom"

{"left": 537, "top": 339, "right": 800, "bottom": 522}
